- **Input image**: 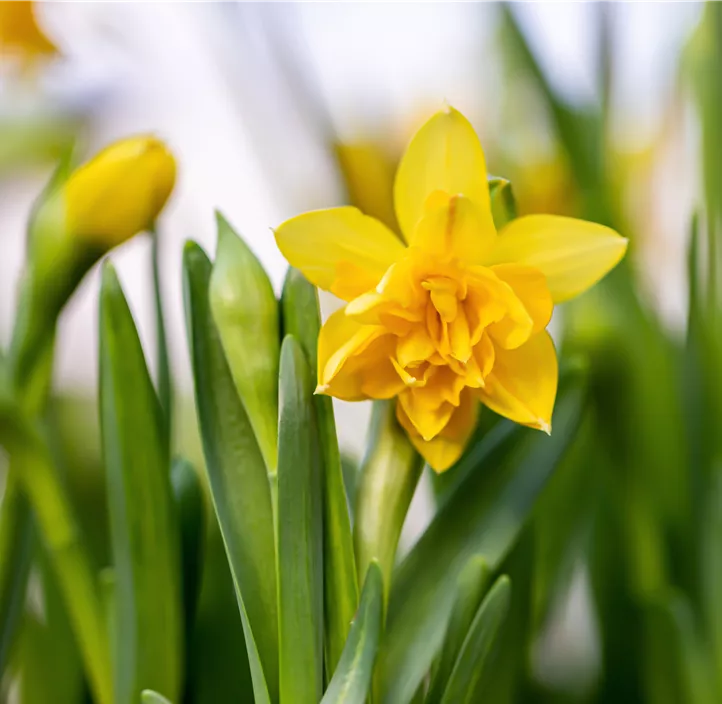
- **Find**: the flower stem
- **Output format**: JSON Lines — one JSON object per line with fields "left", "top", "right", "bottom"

{"left": 354, "top": 401, "right": 424, "bottom": 607}
{"left": 0, "top": 409, "right": 112, "bottom": 704}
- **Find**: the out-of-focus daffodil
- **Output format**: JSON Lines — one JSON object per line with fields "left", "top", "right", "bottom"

{"left": 335, "top": 141, "right": 399, "bottom": 233}
{"left": 513, "top": 154, "right": 579, "bottom": 218}
{"left": 275, "top": 107, "right": 627, "bottom": 471}
{"left": 63, "top": 136, "right": 176, "bottom": 247}
{"left": 0, "top": 1, "right": 58, "bottom": 65}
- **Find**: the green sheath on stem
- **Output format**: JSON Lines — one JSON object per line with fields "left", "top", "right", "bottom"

{"left": 354, "top": 400, "right": 423, "bottom": 605}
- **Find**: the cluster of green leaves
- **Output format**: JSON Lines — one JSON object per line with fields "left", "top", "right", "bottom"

{"left": 0, "top": 193, "right": 585, "bottom": 704}
{"left": 486, "top": 4, "right": 722, "bottom": 702}
{"left": 179, "top": 210, "right": 585, "bottom": 703}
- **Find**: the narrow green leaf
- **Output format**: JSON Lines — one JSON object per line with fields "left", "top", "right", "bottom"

{"left": 141, "top": 691, "right": 173, "bottom": 704}
{"left": 440, "top": 575, "right": 511, "bottom": 704}
{"left": 210, "top": 212, "right": 280, "bottom": 474}
{"left": 150, "top": 228, "right": 173, "bottom": 446}
{"left": 277, "top": 335, "right": 324, "bottom": 704}
{"left": 376, "top": 382, "right": 584, "bottom": 704}
{"left": 701, "top": 465, "right": 722, "bottom": 698}
{"left": 321, "top": 561, "right": 383, "bottom": 704}
{"left": 426, "top": 556, "right": 490, "bottom": 702}
{"left": 182, "top": 241, "right": 277, "bottom": 704}
{"left": 643, "top": 591, "right": 717, "bottom": 704}
{"left": 186, "top": 520, "right": 253, "bottom": 703}
{"left": 99, "top": 263, "right": 183, "bottom": 704}
{"left": 281, "top": 267, "right": 358, "bottom": 673}
{"left": 171, "top": 457, "right": 206, "bottom": 642}
{"left": 17, "top": 551, "right": 84, "bottom": 704}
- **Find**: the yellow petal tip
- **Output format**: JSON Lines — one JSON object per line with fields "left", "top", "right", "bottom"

{"left": 314, "top": 384, "right": 329, "bottom": 395}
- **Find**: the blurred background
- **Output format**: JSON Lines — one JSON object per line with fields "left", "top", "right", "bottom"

{"left": 2, "top": 2, "right": 720, "bottom": 703}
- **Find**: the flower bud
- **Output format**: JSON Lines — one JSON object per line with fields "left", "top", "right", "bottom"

{"left": 209, "top": 212, "right": 280, "bottom": 473}
{"left": 63, "top": 136, "right": 176, "bottom": 248}
{"left": 10, "top": 137, "right": 176, "bottom": 392}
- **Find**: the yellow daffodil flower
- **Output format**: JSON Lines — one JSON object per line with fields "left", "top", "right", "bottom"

{"left": 64, "top": 136, "right": 177, "bottom": 247}
{"left": 0, "top": 1, "right": 58, "bottom": 65}
{"left": 275, "top": 107, "right": 627, "bottom": 471}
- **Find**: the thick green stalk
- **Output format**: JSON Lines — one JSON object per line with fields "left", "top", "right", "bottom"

{"left": 0, "top": 271, "right": 57, "bottom": 676}
{"left": 0, "top": 477, "right": 33, "bottom": 672}
{"left": 354, "top": 401, "right": 423, "bottom": 604}
{"left": 0, "top": 410, "right": 112, "bottom": 704}
{"left": 0, "top": 261, "right": 111, "bottom": 699}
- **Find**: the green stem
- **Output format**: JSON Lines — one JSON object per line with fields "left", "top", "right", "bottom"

{"left": 0, "top": 410, "right": 112, "bottom": 704}
{"left": 151, "top": 228, "right": 173, "bottom": 447}
{"left": 0, "top": 477, "right": 33, "bottom": 673}
{"left": 0, "top": 271, "right": 56, "bottom": 677}
{"left": 353, "top": 401, "right": 423, "bottom": 607}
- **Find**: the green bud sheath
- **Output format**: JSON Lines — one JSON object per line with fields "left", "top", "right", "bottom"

{"left": 210, "top": 212, "right": 280, "bottom": 474}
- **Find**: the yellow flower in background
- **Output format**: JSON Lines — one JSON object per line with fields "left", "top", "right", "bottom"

{"left": 0, "top": 1, "right": 58, "bottom": 64}
{"left": 275, "top": 107, "right": 627, "bottom": 471}
{"left": 64, "top": 136, "right": 177, "bottom": 247}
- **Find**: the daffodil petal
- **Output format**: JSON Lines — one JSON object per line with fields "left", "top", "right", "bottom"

{"left": 274, "top": 207, "right": 405, "bottom": 301}
{"left": 397, "top": 327, "right": 436, "bottom": 368}
{"left": 394, "top": 107, "right": 492, "bottom": 242}
{"left": 398, "top": 388, "right": 455, "bottom": 441}
{"left": 396, "top": 389, "right": 478, "bottom": 472}
{"left": 491, "top": 263, "right": 553, "bottom": 334}
{"left": 317, "top": 308, "right": 396, "bottom": 401}
{"left": 478, "top": 331, "right": 557, "bottom": 431}
{"left": 411, "top": 195, "right": 496, "bottom": 263}
{"left": 489, "top": 215, "right": 628, "bottom": 303}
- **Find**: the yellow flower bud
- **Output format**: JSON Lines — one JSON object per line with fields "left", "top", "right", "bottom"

{"left": 0, "top": 1, "right": 58, "bottom": 64}
{"left": 64, "top": 136, "right": 176, "bottom": 248}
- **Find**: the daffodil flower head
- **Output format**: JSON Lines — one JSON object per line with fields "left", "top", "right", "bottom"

{"left": 275, "top": 107, "right": 627, "bottom": 472}
{"left": 0, "top": 1, "right": 58, "bottom": 67}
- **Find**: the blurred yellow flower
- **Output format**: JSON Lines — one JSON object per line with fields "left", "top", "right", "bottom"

{"left": 0, "top": 1, "right": 58, "bottom": 64}
{"left": 275, "top": 107, "right": 627, "bottom": 471}
{"left": 65, "top": 136, "right": 177, "bottom": 247}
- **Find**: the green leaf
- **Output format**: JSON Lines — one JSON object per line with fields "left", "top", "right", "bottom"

{"left": 150, "top": 228, "right": 173, "bottom": 446}
{"left": 99, "top": 263, "right": 183, "bottom": 704}
{"left": 277, "top": 335, "right": 324, "bottom": 704}
{"left": 701, "top": 466, "right": 722, "bottom": 698}
{"left": 182, "top": 241, "right": 278, "bottom": 704}
{"left": 643, "top": 591, "right": 717, "bottom": 704}
{"left": 281, "top": 267, "right": 358, "bottom": 674}
{"left": 17, "top": 550, "right": 84, "bottom": 704}
{"left": 210, "top": 212, "right": 280, "bottom": 474}
{"left": 141, "top": 691, "right": 173, "bottom": 704}
{"left": 186, "top": 521, "right": 253, "bottom": 703}
{"left": 440, "top": 575, "right": 511, "bottom": 704}
{"left": 321, "top": 561, "right": 383, "bottom": 704}
{"left": 376, "top": 382, "right": 584, "bottom": 704}
{"left": 426, "top": 556, "right": 490, "bottom": 702}
{"left": 171, "top": 457, "right": 205, "bottom": 642}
